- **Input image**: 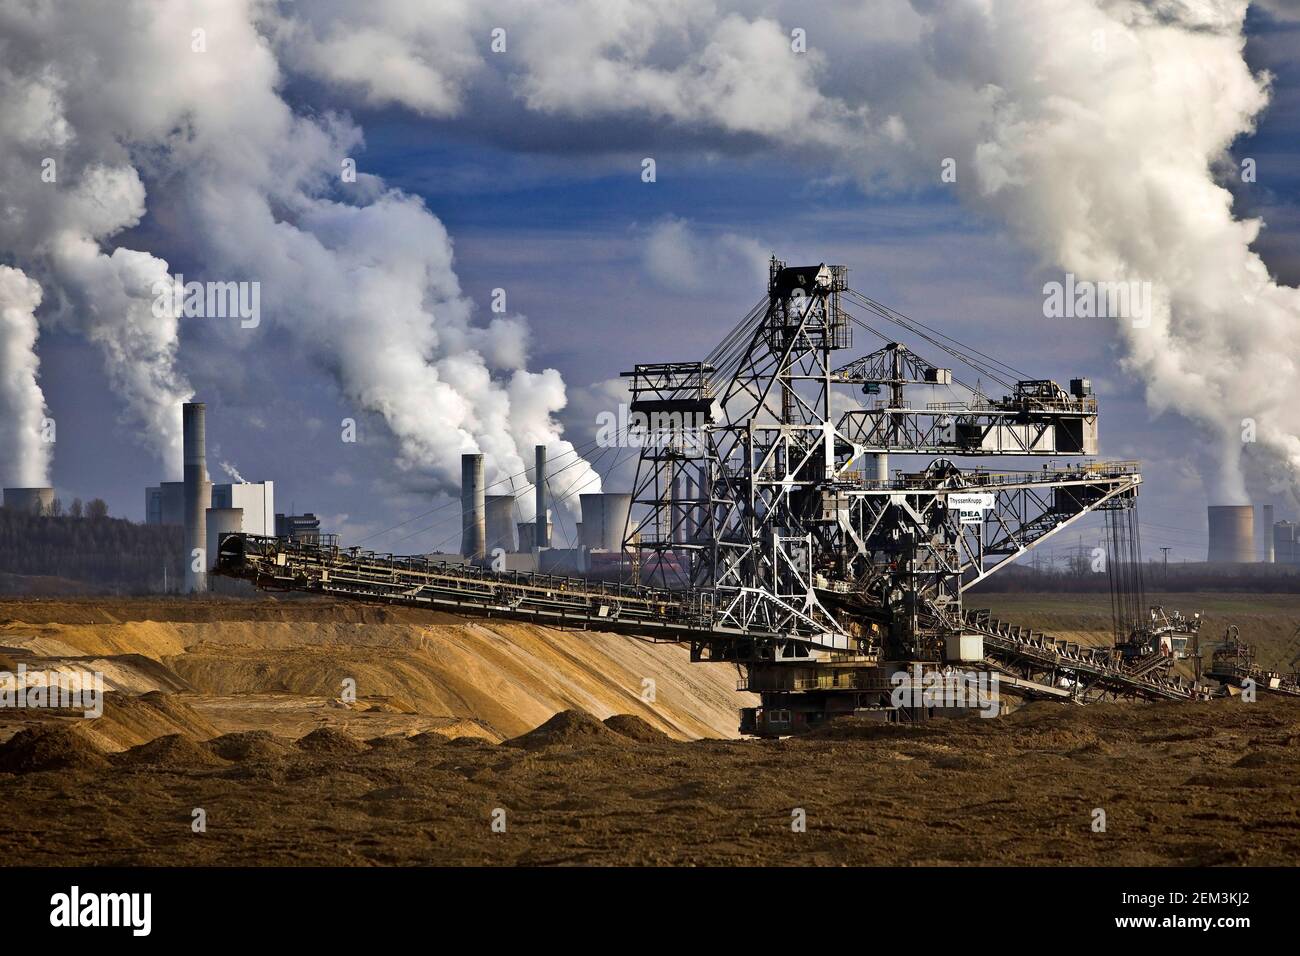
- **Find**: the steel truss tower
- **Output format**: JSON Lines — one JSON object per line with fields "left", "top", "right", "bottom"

{"left": 625, "top": 258, "right": 1144, "bottom": 734}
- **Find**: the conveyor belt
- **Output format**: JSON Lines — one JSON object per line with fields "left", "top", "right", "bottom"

{"left": 215, "top": 534, "right": 1215, "bottom": 704}
{"left": 213, "top": 533, "right": 835, "bottom": 650}
{"left": 963, "top": 608, "right": 1208, "bottom": 701}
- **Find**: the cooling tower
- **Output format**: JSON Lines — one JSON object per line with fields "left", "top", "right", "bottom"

{"left": 534, "top": 445, "right": 549, "bottom": 549}
{"left": 460, "top": 453, "right": 486, "bottom": 560}
{"left": 2, "top": 486, "right": 55, "bottom": 515}
{"left": 183, "top": 402, "right": 212, "bottom": 592}
{"left": 1261, "top": 504, "right": 1275, "bottom": 563}
{"left": 1207, "top": 505, "right": 1254, "bottom": 563}
{"left": 485, "top": 494, "right": 516, "bottom": 553}
{"left": 579, "top": 493, "right": 633, "bottom": 552}
{"left": 205, "top": 508, "right": 244, "bottom": 570}
{"left": 518, "top": 518, "right": 551, "bottom": 553}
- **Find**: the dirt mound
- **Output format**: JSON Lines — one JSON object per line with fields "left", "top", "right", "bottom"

{"left": 1233, "top": 747, "right": 1291, "bottom": 769}
{"left": 603, "top": 714, "right": 671, "bottom": 743}
{"left": 408, "top": 731, "right": 448, "bottom": 747}
{"left": 0, "top": 725, "right": 109, "bottom": 773}
{"left": 206, "top": 731, "right": 292, "bottom": 762}
{"left": 295, "top": 727, "right": 366, "bottom": 756}
{"left": 505, "top": 709, "right": 626, "bottom": 750}
{"left": 79, "top": 692, "right": 221, "bottom": 752}
{"left": 366, "top": 734, "right": 412, "bottom": 750}
{"left": 113, "top": 733, "right": 226, "bottom": 770}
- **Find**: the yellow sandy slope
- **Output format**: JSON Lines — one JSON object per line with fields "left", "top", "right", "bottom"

{"left": 0, "top": 599, "right": 755, "bottom": 741}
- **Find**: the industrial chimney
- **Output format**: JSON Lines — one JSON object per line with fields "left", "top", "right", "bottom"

{"left": 1207, "top": 505, "right": 1254, "bottom": 563}
{"left": 534, "top": 445, "right": 549, "bottom": 550}
{"left": 460, "top": 453, "right": 486, "bottom": 560}
{"left": 183, "top": 402, "right": 212, "bottom": 592}
{"left": 1261, "top": 504, "right": 1275, "bottom": 563}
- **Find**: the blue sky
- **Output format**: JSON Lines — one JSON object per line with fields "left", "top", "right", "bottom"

{"left": 25, "top": 1, "right": 1300, "bottom": 565}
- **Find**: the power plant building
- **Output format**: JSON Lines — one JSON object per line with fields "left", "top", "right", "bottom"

{"left": 145, "top": 482, "right": 186, "bottom": 525}
{"left": 579, "top": 493, "right": 632, "bottom": 552}
{"left": 146, "top": 400, "right": 283, "bottom": 590}
{"left": 276, "top": 512, "right": 321, "bottom": 544}
{"left": 205, "top": 508, "right": 244, "bottom": 569}
{"left": 485, "top": 495, "right": 517, "bottom": 553}
{"left": 211, "top": 481, "right": 275, "bottom": 537}
{"left": 1274, "top": 521, "right": 1297, "bottom": 566}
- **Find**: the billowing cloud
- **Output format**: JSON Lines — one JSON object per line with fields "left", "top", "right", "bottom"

{"left": 886, "top": 0, "right": 1297, "bottom": 504}
{"left": 259, "top": 0, "right": 1300, "bottom": 506}
{"left": 1, "top": 0, "right": 1294, "bottom": 518}
{"left": 642, "top": 217, "right": 769, "bottom": 293}
{"left": 0, "top": 0, "right": 597, "bottom": 503}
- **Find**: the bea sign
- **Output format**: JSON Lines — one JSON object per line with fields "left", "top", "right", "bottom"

{"left": 948, "top": 493, "right": 993, "bottom": 525}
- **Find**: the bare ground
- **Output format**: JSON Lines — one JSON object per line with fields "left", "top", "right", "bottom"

{"left": 0, "top": 595, "right": 1298, "bottom": 866}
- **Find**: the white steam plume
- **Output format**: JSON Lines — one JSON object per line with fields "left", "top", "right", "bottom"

{"left": 0, "top": 265, "right": 50, "bottom": 487}
{"left": 893, "top": 0, "right": 1297, "bottom": 504}
{"left": 0, "top": 0, "right": 597, "bottom": 507}
{"left": 3, "top": 0, "right": 1291, "bottom": 511}
{"left": 0, "top": 9, "right": 193, "bottom": 472}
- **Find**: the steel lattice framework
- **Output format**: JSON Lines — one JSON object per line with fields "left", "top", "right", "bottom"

{"left": 624, "top": 259, "right": 1142, "bottom": 723}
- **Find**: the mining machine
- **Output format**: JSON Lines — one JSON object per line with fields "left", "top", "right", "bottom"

{"left": 216, "top": 259, "right": 1210, "bottom": 736}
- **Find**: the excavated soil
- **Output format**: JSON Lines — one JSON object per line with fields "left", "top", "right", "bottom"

{"left": 1, "top": 596, "right": 1299, "bottom": 865}
{"left": 0, "top": 697, "right": 1296, "bottom": 865}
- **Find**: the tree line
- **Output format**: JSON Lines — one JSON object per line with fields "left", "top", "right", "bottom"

{"left": 0, "top": 508, "right": 183, "bottom": 594}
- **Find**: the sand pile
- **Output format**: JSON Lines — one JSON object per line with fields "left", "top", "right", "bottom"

{"left": 295, "top": 727, "right": 366, "bottom": 756}
{"left": 603, "top": 714, "right": 671, "bottom": 743}
{"left": 161, "top": 618, "right": 748, "bottom": 740}
{"left": 207, "top": 731, "right": 292, "bottom": 762}
{"left": 505, "top": 709, "right": 626, "bottom": 750}
{"left": 3, "top": 600, "right": 754, "bottom": 742}
{"left": 0, "top": 725, "right": 109, "bottom": 773}
{"left": 114, "top": 733, "right": 227, "bottom": 769}
{"left": 78, "top": 692, "right": 220, "bottom": 752}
